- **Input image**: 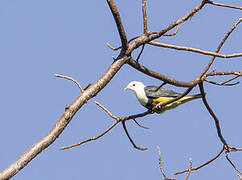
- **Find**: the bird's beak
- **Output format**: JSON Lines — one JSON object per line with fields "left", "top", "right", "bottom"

{"left": 124, "top": 86, "right": 128, "bottom": 91}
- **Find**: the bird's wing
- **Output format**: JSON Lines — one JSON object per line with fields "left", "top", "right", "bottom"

{"left": 144, "top": 86, "right": 181, "bottom": 99}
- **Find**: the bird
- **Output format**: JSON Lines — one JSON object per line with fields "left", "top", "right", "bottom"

{"left": 124, "top": 81, "right": 202, "bottom": 113}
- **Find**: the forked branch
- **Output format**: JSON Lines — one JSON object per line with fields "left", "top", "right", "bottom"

{"left": 60, "top": 101, "right": 152, "bottom": 150}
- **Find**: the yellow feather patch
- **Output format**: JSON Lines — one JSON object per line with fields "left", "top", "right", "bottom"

{"left": 152, "top": 97, "right": 173, "bottom": 106}
{"left": 151, "top": 96, "right": 195, "bottom": 113}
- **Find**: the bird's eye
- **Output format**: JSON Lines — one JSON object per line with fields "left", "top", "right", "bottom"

{"left": 132, "top": 84, "right": 135, "bottom": 86}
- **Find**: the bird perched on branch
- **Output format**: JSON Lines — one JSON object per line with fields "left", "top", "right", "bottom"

{"left": 124, "top": 81, "right": 202, "bottom": 113}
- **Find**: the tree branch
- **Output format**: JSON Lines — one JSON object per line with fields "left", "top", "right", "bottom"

{"left": 0, "top": 55, "right": 130, "bottom": 179}
{"left": 142, "top": 0, "right": 148, "bottom": 34}
{"left": 107, "top": 0, "right": 128, "bottom": 51}
{"left": 207, "top": 1, "right": 242, "bottom": 10}
{"left": 174, "top": 146, "right": 224, "bottom": 175}
{"left": 148, "top": 41, "right": 242, "bottom": 58}
{"left": 198, "top": 82, "right": 228, "bottom": 148}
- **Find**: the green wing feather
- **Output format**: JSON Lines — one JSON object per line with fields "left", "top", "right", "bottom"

{"left": 144, "top": 86, "right": 181, "bottom": 98}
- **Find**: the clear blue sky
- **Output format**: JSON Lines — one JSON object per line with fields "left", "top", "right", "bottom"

{"left": 0, "top": 0, "right": 241, "bottom": 179}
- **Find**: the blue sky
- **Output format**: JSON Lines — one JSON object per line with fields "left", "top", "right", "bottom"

{"left": 0, "top": 0, "right": 241, "bottom": 179}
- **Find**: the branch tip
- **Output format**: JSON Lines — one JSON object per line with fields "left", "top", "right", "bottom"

{"left": 55, "top": 74, "right": 84, "bottom": 93}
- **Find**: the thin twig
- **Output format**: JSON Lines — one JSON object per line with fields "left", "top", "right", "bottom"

{"left": 207, "top": 1, "right": 242, "bottom": 10}
{"left": 185, "top": 158, "right": 193, "bottom": 180}
{"left": 162, "top": 26, "right": 181, "bottom": 36}
{"left": 225, "top": 151, "right": 242, "bottom": 174}
{"left": 55, "top": 74, "right": 84, "bottom": 93}
{"left": 94, "top": 101, "right": 118, "bottom": 119}
{"left": 148, "top": 41, "right": 242, "bottom": 58}
{"left": 148, "top": 0, "right": 207, "bottom": 42}
{"left": 107, "top": 36, "right": 140, "bottom": 51}
{"left": 132, "top": 119, "right": 150, "bottom": 129}
{"left": 120, "top": 110, "right": 153, "bottom": 121}
{"left": 136, "top": 44, "right": 145, "bottom": 62}
{"left": 106, "top": 43, "right": 121, "bottom": 51}
{"left": 200, "top": 17, "right": 242, "bottom": 78}
{"left": 122, "top": 121, "right": 148, "bottom": 151}
{"left": 60, "top": 101, "right": 121, "bottom": 150}
{"left": 204, "top": 75, "right": 240, "bottom": 86}
{"left": 60, "top": 120, "right": 119, "bottom": 150}
{"left": 142, "top": 0, "right": 148, "bottom": 34}
{"left": 155, "top": 82, "right": 167, "bottom": 92}
{"left": 157, "top": 146, "right": 168, "bottom": 179}
{"left": 174, "top": 146, "right": 224, "bottom": 175}
{"left": 199, "top": 82, "right": 228, "bottom": 148}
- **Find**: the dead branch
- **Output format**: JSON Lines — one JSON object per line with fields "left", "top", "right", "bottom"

{"left": 158, "top": 146, "right": 168, "bottom": 179}
{"left": 199, "top": 82, "right": 228, "bottom": 148}
{"left": 60, "top": 101, "right": 152, "bottom": 150}
{"left": 1, "top": 0, "right": 241, "bottom": 179}
{"left": 174, "top": 146, "right": 224, "bottom": 175}
{"left": 136, "top": 44, "right": 145, "bottom": 62}
{"left": 132, "top": 119, "right": 150, "bottom": 129}
{"left": 55, "top": 74, "right": 84, "bottom": 93}
{"left": 122, "top": 121, "right": 148, "bottom": 151}
{"left": 225, "top": 151, "right": 242, "bottom": 174}
{"left": 157, "top": 147, "right": 177, "bottom": 180}
{"left": 107, "top": 0, "right": 128, "bottom": 51}
{"left": 185, "top": 158, "right": 193, "bottom": 180}
{"left": 142, "top": 0, "right": 148, "bottom": 34}
{"left": 204, "top": 75, "right": 240, "bottom": 86}
{"left": 199, "top": 17, "right": 242, "bottom": 78}
{"left": 207, "top": 1, "right": 242, "bottom": 10}
{"left": 148, "top": 41, "right": 242, "bottom": 58}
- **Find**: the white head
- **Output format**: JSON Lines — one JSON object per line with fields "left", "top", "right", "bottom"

{"left": 124, "top": 81, "right": 148, "bottom": 106}
{"left": 124, "top": 81, "right": 145, "bottom": 92}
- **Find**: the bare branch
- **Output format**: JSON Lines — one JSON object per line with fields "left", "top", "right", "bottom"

{"left": 148, "top": 41, "right": 242, "bottom": 58}
{"left": 107, "top": 0, "right": 128, "bottom": 51}
{"left": 60, "top": 100, "right": 152, "bottom": 150}
{"left": 132, "top": 119, "right": 150, "bottom": 129}
{"left": 162, "top": 26, "right": 181, "bottom": 37}
{"left": 94, "top": 101, "right": 118, "bottom": 119}
{"left": 185, "top": 158, "right": 193, "bottom": 180}
{"left": 199, "top": 82, "right": 228, "bottom": 148}
{"left": 158, "top": 146, "right": 168, "bottom": 179}
{"left": 206, "top": 71, "right": 242, "bottom": 77}
{"left": 122, "top": 121, "right": 148, "bottom": 151}
{"left": 204, "top": 75, "right": 240, "bottom": 86}
{"left": 142, "top": 0, "right": 148, "bottom": 34}
{"left": 107, "top": 36, "right": 140, "bottom": 51}
{"left": 106, "top": 43, "right": 121, "bottom": 51}
{"left": 207, "top": 1, "right": 242, "bottom": 10}
{"left": 148, "top": 0, "right": 207, "bottom": 42}
{"left": 225, "top": 151, "right": 242, "bottom": 174}
{"left": 0, "top": 55, "right": 130, "bottom": 180}
{"left": 126, "top": 0, "right": 207, "bottom": 54}
{"left": 200, "top": 17, "right": 242, "bottom": 77}
{"left": 136, "top": 44, "right": 145, "bottom": 62}
{"left": 128, "top": 58, "right": 195, "bottom": 87}
{"left": 60, "top": 120, "right": 119, "bottom": 150}
{"left": 55, "top": 74, "right": 84, "bottom": 93}
{"left": 174, "top": 146, "right": 224, "bottom": 175}
{"left": 155, "top": 82, "right": 167, "bottom": 92}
